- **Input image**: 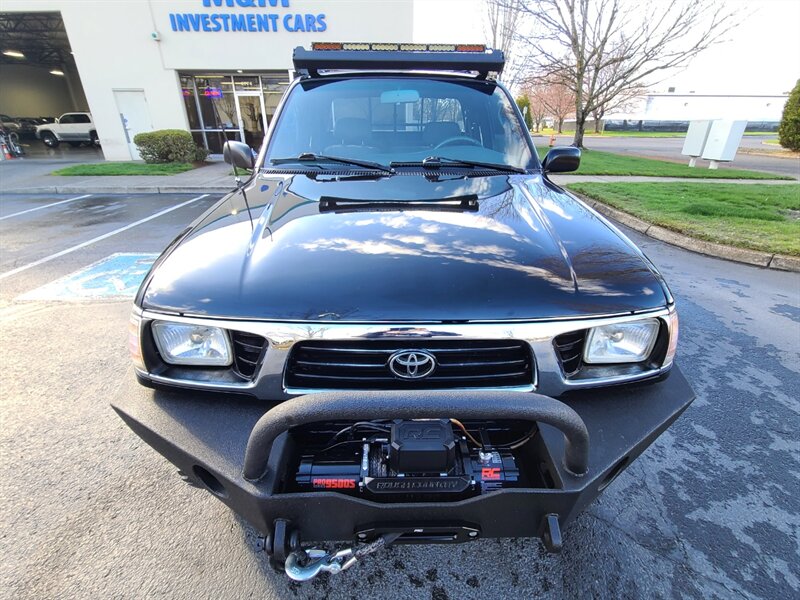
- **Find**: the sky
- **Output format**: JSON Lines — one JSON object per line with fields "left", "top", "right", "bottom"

{"left": 412, "top": 0, "right": 800, "bottom": 96}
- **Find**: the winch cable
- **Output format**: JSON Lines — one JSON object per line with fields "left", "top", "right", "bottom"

{"left": 450, "top": 418, "right": 482, "bottom": 447}
{"left": 451, "top": 418, "right": 539, "bottom": 450}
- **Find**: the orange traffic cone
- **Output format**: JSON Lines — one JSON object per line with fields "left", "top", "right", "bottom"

{"left": 549, "top": 134, "right": 556, "bottom": 147}
{"left": 1, "top": 142, "right": 12, "bottom": 159}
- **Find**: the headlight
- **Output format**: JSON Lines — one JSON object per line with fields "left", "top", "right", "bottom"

{"left": 583, "top": 319, "right": 659, "bottom": 364}
{"left": 152, "top": 321, "right": 232, "bottom": 366}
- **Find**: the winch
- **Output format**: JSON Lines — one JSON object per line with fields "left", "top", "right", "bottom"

{"left": 293, "top": 418, "right": 522, "bottom": 500}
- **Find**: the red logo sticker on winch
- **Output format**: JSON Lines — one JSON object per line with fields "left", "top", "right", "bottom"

{"left": 312, "top": 478, "right": 357, "bottom": 489}
{"left": 481, "top": 467, "right": 501, "bottom": 480}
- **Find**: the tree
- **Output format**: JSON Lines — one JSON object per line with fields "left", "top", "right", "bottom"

{"left": 525, "top": 85, "right": 549, "bottom": 132}
{"left": 516, "top": 95, "right": 533, "bottom": 130}
{"left": 512, "top": 0, "right": 739, "bottom": 147}
{"left": 486, "top": 0, "right": 521, "bottom": 56}
{"left": 591, "top": 84, "right": 645, "bottom": 133}
{"left": 536, "top": 80, "right": 575, "bottom": 133}
{"left": 485, "top": 0, "right": 525, "bottom": 87}
{"left": 778, "top": 79, "right": 800, "bottom": 151}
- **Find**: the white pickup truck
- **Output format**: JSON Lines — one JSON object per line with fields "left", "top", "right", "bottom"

{"left": 36, "top": 112, "right": 99, "bottom": 148}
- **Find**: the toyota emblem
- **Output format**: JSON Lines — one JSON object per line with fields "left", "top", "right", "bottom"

{"left": 388, "top": 350, "right": 437, "bottom": 379}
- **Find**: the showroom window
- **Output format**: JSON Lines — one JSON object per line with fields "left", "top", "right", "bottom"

{"left": 179, "top": 73, "right": 290, "bottom": 154}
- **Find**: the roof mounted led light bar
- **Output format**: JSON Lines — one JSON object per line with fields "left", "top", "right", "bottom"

{"left": 310, "top": 42, "right": 488, "bottom": 53}
{"left": 293, "top": 43, "right": 504, "bottom": 79}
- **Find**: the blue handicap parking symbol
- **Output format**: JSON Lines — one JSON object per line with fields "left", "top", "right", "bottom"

{"left": 20, "top": 253, "right": 159, "bottom": 301}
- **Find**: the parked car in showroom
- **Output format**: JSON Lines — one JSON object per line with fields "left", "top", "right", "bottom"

{"left": 35, "top": 112, "right": 99, "bottom": 148}
{"left": 114, "top": 43, "right": 694, "bottom": 581}
{"left": 17, "top": 117, "right": 50, "bottom": 138}
{"left": 0, "top": 113, "right": 22, "bottom": 133}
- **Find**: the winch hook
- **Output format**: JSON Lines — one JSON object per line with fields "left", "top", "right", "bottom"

{"left": 284, "top": 533, "right": 401, "bottom": 581}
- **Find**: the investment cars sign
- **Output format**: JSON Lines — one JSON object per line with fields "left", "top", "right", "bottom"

{"left": 168, "top": 0, "right": 327, "bottom": 33}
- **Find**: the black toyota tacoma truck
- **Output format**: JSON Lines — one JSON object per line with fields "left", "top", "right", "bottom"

{"left": 114, "top": 43, "right": 694, "bottom": 581}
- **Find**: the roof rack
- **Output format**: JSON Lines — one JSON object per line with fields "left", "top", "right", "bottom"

{"left": 293, "top": 43, "right": 505, "bottom": 79}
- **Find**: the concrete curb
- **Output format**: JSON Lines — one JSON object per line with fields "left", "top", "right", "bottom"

{"left": 578, "top": 196, "right": 800, "bottom": 273}
{"left": 15, "top": 186, "right": 235, "bottom": 195}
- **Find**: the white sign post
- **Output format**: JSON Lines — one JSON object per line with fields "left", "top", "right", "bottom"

{"left": 701, "top": 119, "right": 748, "bottom": 169}
{"left": 681, "top": 120, "right": 713, "bottom": 167}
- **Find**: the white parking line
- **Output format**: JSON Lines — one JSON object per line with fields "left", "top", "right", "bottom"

{"left": 0, "top": 194, "right": 208, "bottom": 281}
{"left": 0, "top": 194, "right": 92, "bottom": 221}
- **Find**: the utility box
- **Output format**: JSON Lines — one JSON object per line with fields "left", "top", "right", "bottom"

{"left": 681, "top": 120, "right": 713, "bottom": 167}
{"left": 701, "top": 119, "right": 748, "bottom": 168}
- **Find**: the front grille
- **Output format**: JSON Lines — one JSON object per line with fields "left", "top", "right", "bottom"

{"left": 553, "top": 330, "right": 587, "bottom": 378}
{"left": 231, "top": 331, "right": 268, "bottom": 380}
{"left": 285, "top": 339, "right": 534, "bottom": 390}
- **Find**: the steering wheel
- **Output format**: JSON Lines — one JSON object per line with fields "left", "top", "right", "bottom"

{"left": 434, "top": 136, "right": 482, "bottom": 149}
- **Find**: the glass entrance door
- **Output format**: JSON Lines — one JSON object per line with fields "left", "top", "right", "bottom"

{"left": 235, "top": 93, "right": 267, "bottom": 151}
{"left": 180, "top": 72, "right": 289, "bottom": 154}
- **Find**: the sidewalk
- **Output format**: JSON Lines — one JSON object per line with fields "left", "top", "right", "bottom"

{"left": 0, "top": 159, "right": 237, "bottom": 195}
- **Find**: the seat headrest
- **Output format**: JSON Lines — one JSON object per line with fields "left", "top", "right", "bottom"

{"left": 334, "top": 117, "right": 370, "bottom": 145}
{"left": 422, "top": 121, "right": 462, "bottom": 145}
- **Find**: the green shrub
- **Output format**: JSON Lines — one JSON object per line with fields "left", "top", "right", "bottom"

{"left": 778, "top": 79, "right": 800, "bottom": 151}
{"left": 516, "top": 95, "right": 533, "bottom": 130}
{"left": 133, "top": 129, "right": 209, "bottom": 163}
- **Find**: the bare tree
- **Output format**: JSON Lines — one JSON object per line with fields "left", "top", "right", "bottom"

{"left": 525, "top": 85, "right": 549, "bottom": 132}
{"left": 485, "top": 0, "right": 525, "bottom": 87}
{"left": 513, "top": 0, "right": 740, "bottom": 147}
{"left": 486, "top": 0, "right": 520, "bottom": 55}
{"left": 537, "top": 80, "right": 575, "bottom": 133}
{"left": 591, "top": 83, "right": 645, "bottom": 132}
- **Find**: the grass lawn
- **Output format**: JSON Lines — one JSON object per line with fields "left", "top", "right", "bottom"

{"left": 537, "top": 147, "right": 791, "bottom": 179}
{"left": 567, "top": 182, "right": 800, "bottom": 256}
{"left": 52, "top": 162, "right": 197, "bottom": 176}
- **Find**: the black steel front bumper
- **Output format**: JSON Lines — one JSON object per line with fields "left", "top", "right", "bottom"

{"left": 111, "top": 366, "right": 694, "bottom": 546}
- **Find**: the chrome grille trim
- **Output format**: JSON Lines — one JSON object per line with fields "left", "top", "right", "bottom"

{"left": 136, "top": 307, "right": 674, "bottom": 400}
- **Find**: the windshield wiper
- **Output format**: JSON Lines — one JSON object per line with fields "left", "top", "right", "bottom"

{"left": 390, "top": 156, "right": 526, "bottom": 174}
{"left": 270, "top": 153, "right": 394, "bottom": 173}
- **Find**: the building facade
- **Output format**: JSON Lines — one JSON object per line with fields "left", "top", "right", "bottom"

{"left": 1, "top": 0, "right": 415, "bottom": 160}
{"left": 605, "top": 92, "right": 789, "bottom": 131}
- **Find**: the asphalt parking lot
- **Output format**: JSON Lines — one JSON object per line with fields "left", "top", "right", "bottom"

{"left": 0, "top": 192, "right": 798, "bottom": 599}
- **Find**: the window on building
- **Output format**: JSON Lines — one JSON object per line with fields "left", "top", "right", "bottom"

{"left": 178, "top": 72, "right": 290, "bottom": 153}
{"left": 180, "top": 76, "right": 201, "bottom": 130}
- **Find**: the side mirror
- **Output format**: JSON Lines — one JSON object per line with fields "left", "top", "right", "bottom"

{"left": 542, "top": 146, "right": 581, "bottom": 173}
{"left": 54, "top": 117, "right": 60, "bottom": 124}
{"left": 223, "top": 140, "right": 254, "bottom": 171}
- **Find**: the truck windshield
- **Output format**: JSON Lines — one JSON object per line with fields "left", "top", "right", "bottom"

{"left": 265, "top": 77, "right": 535, "bottom": 171}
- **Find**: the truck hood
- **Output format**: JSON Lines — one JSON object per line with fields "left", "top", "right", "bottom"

{"left": 142, "top": 173, "right": 668, "bottom": 322}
